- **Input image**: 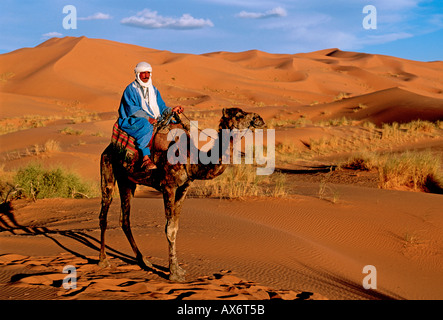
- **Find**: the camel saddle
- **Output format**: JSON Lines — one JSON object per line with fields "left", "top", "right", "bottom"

{"left": 110, "top": 115, "right": 188, "bottom": 174}
{"left": 110, "top": 122, "right": 140, "bottom": 173}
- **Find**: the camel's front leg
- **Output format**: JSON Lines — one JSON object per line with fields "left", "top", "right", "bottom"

{"left": 165, "top": 216, "right": 185, "bottom": 281}
{"left": 163, "top": 187, "right": 186, "bottom": 282}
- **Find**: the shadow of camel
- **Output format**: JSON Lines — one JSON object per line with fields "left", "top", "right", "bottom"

{"left": 275, "top": 165, "right": 337, "bottom": 175}
{"left": 0, "top": 200, "right": 170, "bottom": 280}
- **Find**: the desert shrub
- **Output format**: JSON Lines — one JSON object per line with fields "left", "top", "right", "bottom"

{"left": 268, "top": 172, "right": 287, "bottom": 197}
{"left": 0, "top": 116, "right": 52, "bottom": 135}
{"left": 68, "top": 112, "right": 100, "bottom": 124}
{"left": 400, "top": 120, "right": 436, "bottom": 133}
{"left": 353, "top": 103, "right": 368, "bottom": 112}
{"left": 326, "top": 117, "right": 354, "bottom": 127}
{"left": 276, "top": 141, "right": 299, "bottom": 155}
{"left": 381, "top": 122, "right": 402, "bottom": 141}
{"left": 378, "top": 151, "right": 443, "bottom": 192}
{"left": 0, "top": 176, "right": 13, "bottom": 202}
{"left": 189, "top": 163, "right": 286, "bottom": 199}
{"left": 334, "top": 92, "right": 351, "bottom": 101}
{"left": 189, "top": 164, "right": 259, "bottom": 199}
{"left": 60, "top": 127, "right": 84, "bottom": 135}
{"left": 315, "top": 117, "right": 354, "bottom": 127}
{"left": 380, "top": 120, "right": 440, "bottom": 141}
{"left": 341, "top": 151, "right": 443, "bottom": 193}
{"left": 308, "top": 136, "right": 341, "bottom": 153}
{"left": 43, "top": 139, "right": 61, "bottom": 153}
{"left": 0, "top": 165, "right": 15, "bottom": 202}
{"left": 0, "top": 72, "right": 15, "bottom": 82}
{"left": 362, "top": 121, "right": 377, "bottom": 129}
{"left": 13, "top": 163, "right": 97, "bottom": 199}
{"left": 267, "top": 118, "right": 311, "bottom": 129}
{"left": 341, "top": 152, "right": 379, "bottom": 171}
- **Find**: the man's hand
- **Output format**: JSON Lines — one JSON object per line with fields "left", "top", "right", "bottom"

{"left": 172, "top": 106, "right": 184, "bottom": 114}
{"left": 148, "top": 117, "right": 157, "bottom": 125}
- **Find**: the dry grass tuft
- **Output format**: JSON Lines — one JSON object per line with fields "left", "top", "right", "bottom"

{"left": 341, "top": 150, "right": 443, "bottom": 193}
{"left": 316, "top": 117, "right": 354, "bottom": 127}
{"left": 0, "top": 72, "right": 15, "bottom": 82}
{"left": 0, "top": 116, "right": 53, "bottom": 135}
{"left": 43, "top": 140, "right": 61, "bottom": 153}
{"left": 378, "top": 151, "right": 442, "bottom": 193}
{"left": 60, "top": 127, "right": 83, "bottom": 135}
{"left": 340, "top": 152, "right": 379, "bottom": 171}
{"left": 189, "top": 163, "right": 287, "bottom": 199}
{"left": 267, "top": 117, "right": 311, "bottom": 129}
{"left": 334, "top": 92, "right": 351, "bottom": 101}
{"left": 299, "top": 120, "right": 442, "bottom": 158}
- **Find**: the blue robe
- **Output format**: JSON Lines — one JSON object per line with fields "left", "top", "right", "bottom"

{"left": 118, "top": 81, "right": 170, "bottom": 157}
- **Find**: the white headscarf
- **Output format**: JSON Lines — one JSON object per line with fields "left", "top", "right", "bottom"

{"left": 134, "top": 62, "right": 160, "bottom": 119}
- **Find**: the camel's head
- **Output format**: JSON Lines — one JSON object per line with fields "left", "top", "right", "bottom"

{"left": 219, "top": 108, "right": 265, "bottom": 130}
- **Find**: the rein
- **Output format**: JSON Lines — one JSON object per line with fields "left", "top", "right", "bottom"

{"left": 180, "top": 111, "right": 252, "bottom": 141}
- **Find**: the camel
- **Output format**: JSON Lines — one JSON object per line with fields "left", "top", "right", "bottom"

{"left": 98, "top": 107, "right": 265, "bottom": 281}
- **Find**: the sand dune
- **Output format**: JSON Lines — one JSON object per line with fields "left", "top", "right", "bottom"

{"left": 309, "top": 87, "right": 443, "bottom": 125}
{"left": 1, "top": 37, "right": 443, "bottom": 300}
{"left": 1, "top": 36, "right": 442, "bottom": 115}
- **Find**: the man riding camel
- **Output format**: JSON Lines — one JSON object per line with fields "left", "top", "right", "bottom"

{"left": 118, "top": 62, "right": 183, "bottom": 170}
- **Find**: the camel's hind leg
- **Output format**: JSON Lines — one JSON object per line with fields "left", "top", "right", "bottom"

{"left": 99, "top": 145, "right": 115, "bottom": 268}
{"left": 118, "top": 178, "right": 153, "bottom": 269}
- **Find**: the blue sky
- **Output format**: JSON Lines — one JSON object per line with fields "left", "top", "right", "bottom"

{"left": 1, "top": 0, "right": 442, "bottom": 61}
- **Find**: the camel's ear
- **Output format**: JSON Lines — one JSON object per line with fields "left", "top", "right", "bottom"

{"left": 222, "top": 108, "right": 227, "bottom": 117}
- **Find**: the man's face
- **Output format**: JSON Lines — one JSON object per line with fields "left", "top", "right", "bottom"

{"left": 139, "top": 71, "right": 151, "bottom": 83}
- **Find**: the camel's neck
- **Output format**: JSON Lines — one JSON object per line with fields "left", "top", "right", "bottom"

{"left": 189, "top": 126, "right": 233, "bottom": 180}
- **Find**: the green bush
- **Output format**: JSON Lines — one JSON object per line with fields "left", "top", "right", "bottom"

{"left": 13, "top": 163, "right": 96, "bottom": 199}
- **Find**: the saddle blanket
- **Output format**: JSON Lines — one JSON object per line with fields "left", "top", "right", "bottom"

{"left": 111, "top": 122, "right": 139, "bottom": 161}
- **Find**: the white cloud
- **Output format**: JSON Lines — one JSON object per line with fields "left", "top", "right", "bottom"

{"left": 196, "top": 0, "right": 276, "bottom": 8}
{"left": 42, "top": 32, "right": 63, "bottom": 38}
{"left": 358, "top": 32, "right": 414, "bottom": 46}
{"left": 236, "top": 6, "right": 287, "bottom": 19}
{"left": 78, "top": 12, "right": 112, "bottom": 21}
{"left": 121, "top": 9, "right": 214, "bottom": 30}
